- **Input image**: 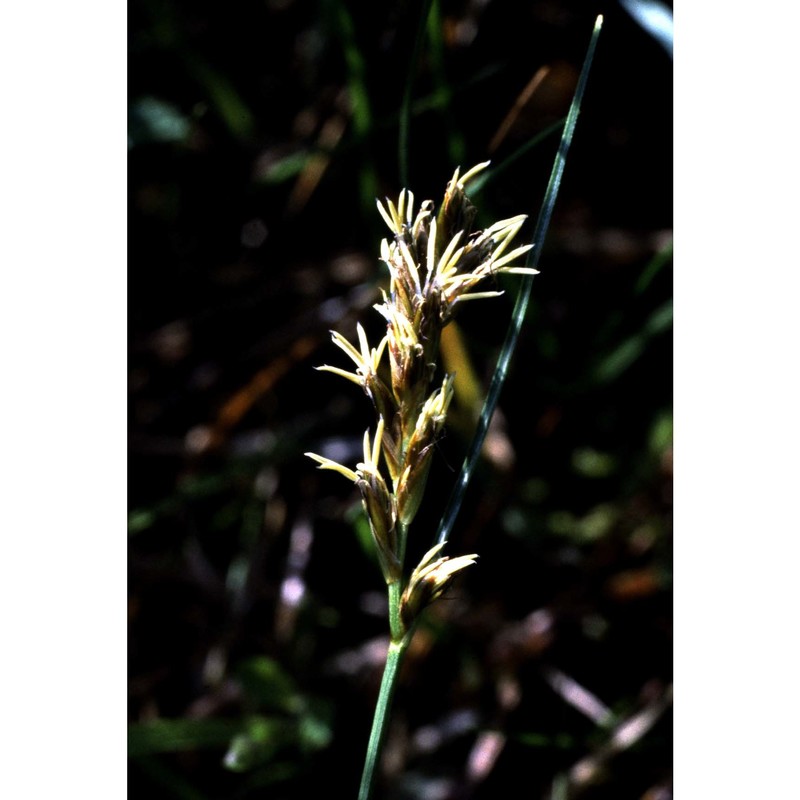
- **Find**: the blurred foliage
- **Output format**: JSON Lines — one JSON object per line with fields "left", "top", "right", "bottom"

{"left": 129, "top": 0, "right": 672, "bottom": 798}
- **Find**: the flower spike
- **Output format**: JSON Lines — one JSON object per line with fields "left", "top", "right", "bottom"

{"left": 309, "top": 164, "right": 534, "bottom": 625}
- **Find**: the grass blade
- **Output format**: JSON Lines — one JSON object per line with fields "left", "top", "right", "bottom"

{"left": 435, "top": 15, "right": 604, "bottom": 547}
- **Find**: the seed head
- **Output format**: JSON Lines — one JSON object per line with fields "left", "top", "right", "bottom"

{"left": 400, "top": 542, "right": 478, "bottom": 631}
{"left": 308, "top": 163, "right": 535, "bottom": 608}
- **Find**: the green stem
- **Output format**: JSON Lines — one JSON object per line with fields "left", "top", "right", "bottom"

{"left": 396, "top": 520, "right": 409, "bottom": 569}
{"left": 361, "top": 518, "right": 409, "bottom": 797}
{"left": 388, "top": 580, "right": 403, "bottom": 643}
{"left": 357, "top": 636, "right": 410, "bottom": 800}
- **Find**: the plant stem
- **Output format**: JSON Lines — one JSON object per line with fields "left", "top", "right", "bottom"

{"left": 357, "top": 637, "right": 410, "bottom": 800}
{"left": 388, "top": 580, "right": 403, "bottom": 643}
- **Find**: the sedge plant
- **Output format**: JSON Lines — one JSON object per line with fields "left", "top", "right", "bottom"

{"left": 307, "top": 15, "right": 603, "bottom": 799}
{"left": 307, "top": 162, "right": 535, "bottom": 797}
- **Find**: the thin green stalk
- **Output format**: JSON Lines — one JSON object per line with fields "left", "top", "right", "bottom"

{"left": 399, "top": 0, "right": 435, "bottom": 186}
{"left": 311, "top": 22, "right": 602, "bottom": 794}
{"left": 357, "top": 637, "right": 410, "bottom": 800}
{"left": 388, "top": 580, "right": 403, "bottom": 643}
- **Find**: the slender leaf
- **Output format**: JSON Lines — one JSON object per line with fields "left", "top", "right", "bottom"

{"left": 436, "top": 15, "right": 604, "bottom": 547}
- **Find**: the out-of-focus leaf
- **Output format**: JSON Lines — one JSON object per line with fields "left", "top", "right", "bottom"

{"left": 128, "top": 718, "right": 241, "bottom": 756}
{"left": 237, "top": 656, "right": 300, "bottom": 713}
{"left": 129, "top": 96, "right": 191, "bottom": 148}
{"left": 133, "top": 756, "right": 209, "bottom": 800}
{"left": 128, "top": 453, "right": 278, "bottom": 535}
{"left": 298, "top": 710, "right": 333, "bottom": 751}
{"left": 516, "top": 731, "right": 576, "bottom": 749}
{"left": 548, "top": 503, "right": 618, "bottom": 542}
{"left": 635, "top": 240, "right": 673, "bottom": 295}
{"left": 128, "top": 508, "right": 157, "bottom": 534}
{"left": 572, "top": 448, "right": 617, "bottom": 478}
{"left": 184, "top": 56, "right": 255, "bottom": 141}
{"left": 222, "top": 716, "right": 288, "bottom": 772}
{"left": 257, "top": 151, "right": 314, "bottom": 184}
{"left": 332, "top": 0, "right": 378, "bottom": 216}
{"left": 222, "top": 709, "right": 330, "bottom": 772}
{"left": 648, "top": 410, "right": 673, "bottom": 457}
{"left": 592, "top": 300, "right": 672, "bottom": 385}
{"left": 426, "top": 0, "right": 466, "bottom": 167}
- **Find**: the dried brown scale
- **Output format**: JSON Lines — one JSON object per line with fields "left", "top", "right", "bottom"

{"left": 357, "top": 470, "right": 400, "bottom": 584}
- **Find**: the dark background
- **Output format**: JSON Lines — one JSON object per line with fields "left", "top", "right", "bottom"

{"left": 129, "top": 1, "right": 672, "bottom": 797}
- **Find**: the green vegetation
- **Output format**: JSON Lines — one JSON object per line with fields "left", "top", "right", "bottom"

{"left": 129, "top": 2, "right": 672, "bottom": 797}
